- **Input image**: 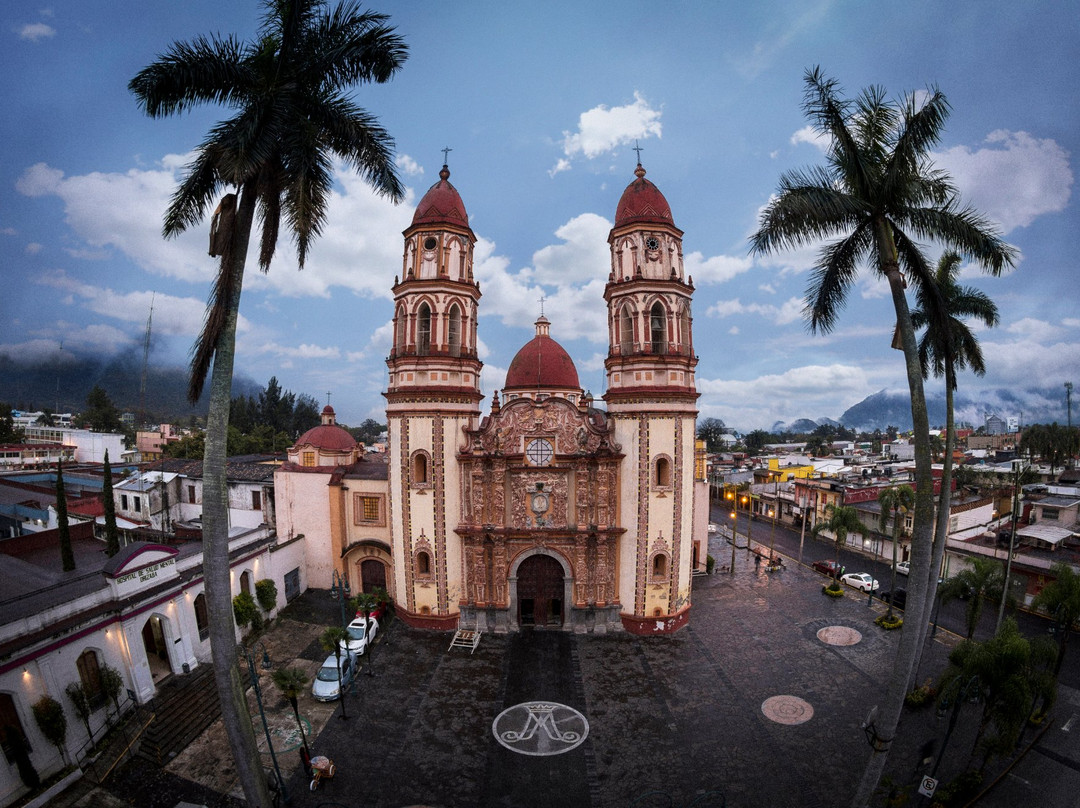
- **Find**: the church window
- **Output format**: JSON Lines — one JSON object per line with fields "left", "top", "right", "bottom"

{"left": 679, "top": 304, "right": 690, "bottom": 354}
{"left": 416, "top": 550, "right": 431, "bottom": 576}
{"left": 76, "top": 648, "right": 105, "bottom": 708}
{"left": 654, "top": 455, "right": 672, "bottom": 488}
{"left": 651, "top": 553, "right": 669, "bottom": 579}
{"left": 417, "top": 304, "right": 432, "bottom": 355}
{"left": 411, "top": 451, "right": 430, "bottom": 485}
{"left": 650, "top": 302, "right": 667, "bottom": 354}
{"left": 394, "top": 305, "right": 407, "bottom": 352}
{"left": 354, "top": 494, "right": 385, "bottom": 526}
{"left": 302, "top": 451, "right": 315, "bottom": 467}
{"left": 448, "top": 304, "right": 462, "bottom": 357}
{"left": 423, "top": 236, "right": 437, "bottom": 251}
{"left": 619, "top": 306, "right": 633, "bottom": 354}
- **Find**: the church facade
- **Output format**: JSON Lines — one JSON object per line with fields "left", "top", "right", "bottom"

{"left": 275, "top": 162, "right": 708, "bottom": 634}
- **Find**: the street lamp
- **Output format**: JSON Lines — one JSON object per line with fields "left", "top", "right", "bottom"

{"left": 726, "top": 487, "right": 738, "bottom": 574}
{"left": 331, "top": 569, "right": 351, "bottom": 628}
{"left": 743, "top": 493, "right": 754, "bottom": 555}
{"left": 768, "top": 472, "right": 779, "bottom": 562}
{"left": 996, "top": 459, "right": 1024, "bottom": 634}
{"left": 239, "top": 643, "right": 289, "bottom": 805}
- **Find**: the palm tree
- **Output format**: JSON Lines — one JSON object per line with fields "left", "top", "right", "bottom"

{"left": 909, "top": 250, "right": 999, "bottom": 678}
{"left": 130, "top": 5, "right": 406, "bottom": 804}
{"left": 939, "top": 556, "right": 1006, "bottom": 639}
{"left": 270, "top": 667, "right": 311, "bottom": 758}
{"left": 811, "top": 504, "right": 870, "bottom": 586}
{"left": 1031, "top": 562, "right": 1080, "bottom": 676}
{"left": 749, "top": 68, "right": 1016, "bottom": 806}
{"left": 320, "top": 626, "right": 351, "bottom": 718}
{"left": 877, "top": 484, "right": 914, "bottom": 620}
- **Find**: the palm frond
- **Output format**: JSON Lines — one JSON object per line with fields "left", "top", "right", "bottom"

{"left": 310, "top": 4, "right": 408, "bottom": 87}
{"left": 902, "top": 205, "right": 1017, "bottom": 275}
{"left": 312, "top": 95, "right": 404, "bottom": 201}
{"left": 804, "top": 223, "right": 872, "bottom": 333}
{"left": 164, "top": 145, "right": 224, "bottom": 237}
{"left": 129, "top": 36, "right": 251, "bottom": 117}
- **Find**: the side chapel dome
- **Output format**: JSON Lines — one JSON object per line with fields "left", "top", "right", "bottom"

{"left": 503, "top": 316, "right": 581, "bottom": 392}
{"left": 295, "top": 405, "right": 356, "bottom": 453}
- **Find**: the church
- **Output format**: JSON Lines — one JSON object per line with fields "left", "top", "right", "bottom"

{"left": 275, "top": 161, "right": 708, "bottom": 634}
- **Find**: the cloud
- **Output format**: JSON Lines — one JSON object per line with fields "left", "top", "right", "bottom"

{"left": 684, "top": 252, "right": 753, "bottom": 285}
{"left": 555, "top": 92, "right": 662, "bottom": 171}
{"left": 18, "top": 22, "right": 55, "bottom": 41}
{"left": 790, "top": 125, "right": 829, "bottom": 151}
{"left": 1005, "top": 317, "right": 1062, "bottom": 343}
{"left": 706, "top": 296, "right": 803, "bottom": 325}
{"left": 934, "top": 131, "right": 1072, "bottom": 232}
{"left": 396, "top": 154, "right": 423, "bottom": 177}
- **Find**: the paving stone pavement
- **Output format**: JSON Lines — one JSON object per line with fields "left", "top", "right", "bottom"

{"left": 63, "top": 540, "right": 990, "bottom": 807}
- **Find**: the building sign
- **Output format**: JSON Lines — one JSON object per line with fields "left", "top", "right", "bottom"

{"left": 114, "top": 557, "right": 175, "bottom": 586}
{"left": 107, "top": 545, "right": 180, "bottom": 597}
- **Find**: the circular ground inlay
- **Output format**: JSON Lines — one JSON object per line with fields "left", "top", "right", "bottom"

{"left": 761, "top": 695, "right": 814, "bottom": 725}
{"left": 816, "top": 625, "right": 862, "bottom": 646}
{"left": 492, "top": 701, "right": 589, "bottom": 756}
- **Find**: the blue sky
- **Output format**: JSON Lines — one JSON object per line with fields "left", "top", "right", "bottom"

{"left": 2, "top": 1, "right": 1077, "bottom": 431}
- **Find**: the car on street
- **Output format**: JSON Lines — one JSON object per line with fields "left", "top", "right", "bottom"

{"left": 311, "top": 650, "right": 357, "bottom": 702}
{"left": 895, "top": 561, "right": 910, "bottom": 576}
{"left": 708, "top": 522, "right": 719, "bottom": 533}
{"left": 879, "top": 588, "right": 907, "bottom": 609}
{"left": 811, "top": 559, "right": 841, "bottom": 577}
{"left": 341, "top": 616, "right": 379, "bottom": 655}
{"left": 841, "top": 572, "right": 879, "bottom": 592}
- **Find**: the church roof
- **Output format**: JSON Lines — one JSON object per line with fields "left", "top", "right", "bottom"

{"left": 503, "top": 316, "right": 581, "bottom": 392}
{"left": 614, "top": 163, "right": 673, "bottom": 228}
{"left": 411, "top": 165, "right": 469, "bottom": 228}
{"left": 296, "top": 406, "right": 356, "bottom": 453}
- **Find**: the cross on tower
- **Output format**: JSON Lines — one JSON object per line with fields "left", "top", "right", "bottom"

{"left": 633, "top": 140, "right": 644, "bottom": 164}
{"left": 326, "top": 391, "right": 332, "bottom": 407}
{"left": 441, "top": 146, "right": 452, "bottom": 164}
{"left": 538, "top": 294, "right": 546, "bottom": 317}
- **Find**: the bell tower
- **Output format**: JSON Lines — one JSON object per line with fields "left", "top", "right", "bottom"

{"left": 603, "top": 161, "right": 699, "bottom": 633}
{"left": 385, "top": 162, "right": 481, "bottom": 629}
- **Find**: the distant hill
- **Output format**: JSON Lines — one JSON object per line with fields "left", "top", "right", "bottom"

{"left": 0, "top": 351, "right": 262, "bottom": 423}
{"left": 838, "top": 387, "right": 1067, "bottom": 432}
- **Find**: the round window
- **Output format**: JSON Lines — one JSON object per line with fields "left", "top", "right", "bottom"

{"left": 423, "top": 236, "right": 438, "bottom": 250}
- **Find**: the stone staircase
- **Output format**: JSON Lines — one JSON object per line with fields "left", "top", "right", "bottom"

{"left": 137, "top": 663, "right": 248, "bottom": 766}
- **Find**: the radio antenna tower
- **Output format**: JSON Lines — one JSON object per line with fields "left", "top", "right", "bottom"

{"left": 139, "top": 294, "right": 155, "bottom": 428}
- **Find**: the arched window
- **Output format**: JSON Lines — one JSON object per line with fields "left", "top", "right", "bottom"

{"left": 394, "top": 305, "right": 407, "bottom": 352}
{"left": 679, "top": 304, "right": 690, "bottom": 354}
{"left": 194, "top": 592, "right": 210, "bottom": 641}
{"left": 655, "top": 456, "right": 671, "bottom": 488}
{"left": 650, "top": 302, "right": 667, "bottom": 354}
{"left": 411, "top": 451, "right": 429, "bottom": 485}
{"left": 620, "top": 306, "right": 634, "bottom": 354}
{"left": 416, "top": 551, "right": 431, "bottom": 576}
{"left": 76, "top": 649, "right": 105, "bottom": 708}
{"left": 652, "top": 553, "right": 669, "bottom": 579}
{"left": 417, "top": 303, "right": 431, "bottom": 355}
{"left": 448, "top": 304, "right": 462, "bottom": 357}
{"left": 240, "top": 571, "right": 252, "bottom": 596}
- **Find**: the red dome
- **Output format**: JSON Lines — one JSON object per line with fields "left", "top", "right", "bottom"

{"left": 296, "top": 424, "right": 356, "bottom": 453}
{"left": 614, "top": 164, "right": 673, "bottom": 228}
{"left": 411, "top": 165, "right": 469, "bottom": 228}
{"left": 503, "top": 317, "right": 580, "bottom": 391}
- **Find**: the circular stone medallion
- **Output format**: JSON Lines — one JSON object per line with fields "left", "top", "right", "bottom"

{"left": 761, "top": 695, "right": 814, "bottom": 725}
{"left": 817, "top": 625, "right": 862, "bottom": 646}
{"left": 492, "top": 701, "right": 589, "bottom": 756}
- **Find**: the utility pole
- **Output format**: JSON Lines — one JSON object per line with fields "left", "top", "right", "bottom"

{"left": 1067, "top": 382, "right": 1074, "bottom": 470}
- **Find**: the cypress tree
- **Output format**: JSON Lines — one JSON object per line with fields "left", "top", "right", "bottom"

{"left": 57, "top": 459, "right": 75, "bottom": 571}
{"left": 102, "top": 450, "right": 120, "bottom": 557}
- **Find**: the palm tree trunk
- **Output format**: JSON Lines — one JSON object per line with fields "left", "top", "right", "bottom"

{"left": 851, "top": 230, "right": 935, "bottom": 808}
{"left": 202, "top": 182, "right": 273, "bottom": 808}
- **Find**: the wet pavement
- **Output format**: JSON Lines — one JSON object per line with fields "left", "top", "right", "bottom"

{"left": 52, "top": 533, "right": 1079, "bottom": 807}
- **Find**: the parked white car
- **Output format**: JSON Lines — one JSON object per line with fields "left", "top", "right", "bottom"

{"left": 841, "top": 572, "right": 879, "bottom": 592}
{"left": 340, "top": 616, "right": 379, "bottom": 655}
{"left": 895, "top": 561, "right": 910, "bottom": 576}
{"left": 311, "top": 650, "right": 357, "bottom": 702}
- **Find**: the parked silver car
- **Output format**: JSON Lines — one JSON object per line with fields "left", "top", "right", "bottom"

{"left": 311, "top": 650, "right": 357, "bottom": 702}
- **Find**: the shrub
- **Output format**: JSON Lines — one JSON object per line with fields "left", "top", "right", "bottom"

{"left": 255, "top": 578, "right": 278, "bottom": 613}
{"left": 232, "top": 591, "right": 260, "bottom": 629}
{"left": 905, "top": 679, "right": 937, "bottom": 708}
{"left": 31, "top": 695, "right": 67, "bottom": 762}
{"left": 875, "top": 613, "right": 903, "bottom": 630}
{"left": 706, "top": 555, "right": 716, "bottom": 574}
{"left": 823, "top": 584, "right": 844, "bottom": 597}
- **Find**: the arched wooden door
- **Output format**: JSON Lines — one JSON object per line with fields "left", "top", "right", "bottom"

{"left": 517, "top": 554, "right": 564, "bottom": 627}
{"left": 360, "top": 558, "right": 386, "bottom": 593}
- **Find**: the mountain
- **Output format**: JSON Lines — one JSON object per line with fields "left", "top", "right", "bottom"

{"left": 838, "top": 387, "right": 1068, "bottom": 432}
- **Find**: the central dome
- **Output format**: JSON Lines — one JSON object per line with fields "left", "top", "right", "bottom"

{"left": 503, "top": 317, "right": 580, "bottom": 392}
{"left": 411, "top": 165, "right": 469, "bottom": 228}
{"left": 614, "top": 163, "right": 673, "bottom": 228}
{"left": 295, "top": 405, "right": 356, "bottom": 453}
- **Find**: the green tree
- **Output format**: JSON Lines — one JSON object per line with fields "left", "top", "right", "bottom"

{"left": 696, "top": 417, "right": 728, "bottom": 453}
{"left": 56, "top": 459, "right": 75, "bottom": 572}
{"left": 811, "top": 504, "right": 870, "bottom": 584}
{"left": 82, "top": 385, "right": 122, "bottom": 432}
{"left": 939, "top": 556, "right": 1005, "bottom": 639}
{"left": 1020, "top": 422, "right": 1079, "bottom": 476}
{"left": 255, "top": 578, "right": 278, "bottom": 613}
{"left": 910, "top": 250, "right": 999, "bottom": 680}
{"left": 349, "top": 418, "right": 386, "bottom": 446}
{"left": 742, "top": 429, "right": 774, "bottom": 454}
{"left": 163, "top": 431, "right": 205, "bottom": 459}
{"left": 102, "top": 450, "right": 120, "bottom": 557}
{"left": 31, "top": 695, "right": 68, "bottom": 765}
{"left": 64, "top": 682, "right": 94, "bottom": 748}
{"left": 0, "top": 403, "right": 23, "bottom": 443}
{"left": 100, "top": 663, "right": 125, "bottom": 723}
{"left": 291, "top": 393, "right": 321, "bottom": 436}
{"left": 270, "top": 667, "right": 311, "bottom": 757}
{"left": 132, "top": 3, "right": 406, "bottom": 792}
{"left": 1031, "top": 562, "right": 1080, "bottom": 676}
{"left": 320, "top": 626, "right": 352, "bottom": 718}
{"left": 877, "top": 484, "right": 915, "bottom": 620}
{"left": 749, "top": 68, "right": 1016, "bottom": 806}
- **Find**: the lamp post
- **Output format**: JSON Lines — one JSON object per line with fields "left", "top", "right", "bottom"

{"left": 768, "top": 472, "right": 779, "bottom": 562}
{"left": 726, "top": 487, "right": 738, "bottom": 574}
{"left": 239, "top": 643, "right": 289, "bottom": 805}
{"left": 331, "top": 569, "right": 351, "bottom": 628}
{"left": 996, "top": 459, "right": 1024, "bottom": 634}
{"left": 743, "top": 492, "right": 754, "bottom": 555}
